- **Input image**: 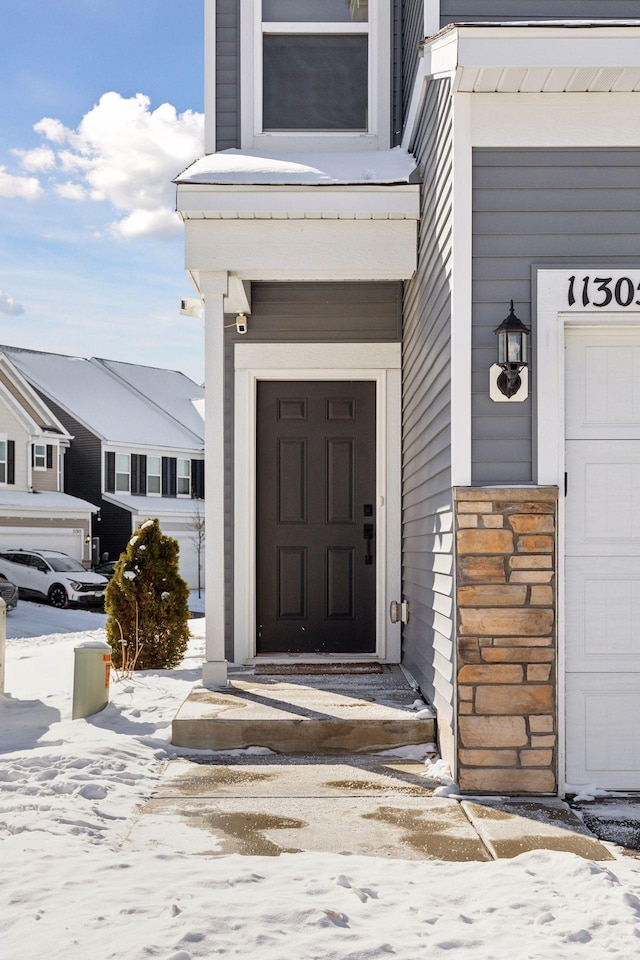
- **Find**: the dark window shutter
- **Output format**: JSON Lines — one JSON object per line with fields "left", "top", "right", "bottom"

{"left": 191, "top": 459, "right": 205, "bottom": 499}
{"left": 162, "top": 456, "right": 177, "bottom": 497}
{"left": 46, "top": 445, "right": 53, "bottom": 469}
{"left": 105, "top": 451, "right": 115, "bottom": 493}
{"left": 7, "top": 440, "right": 15, "bottom": 485}
{"left": 31, "top": 444, "right": 35, "bottom": 467}
{"left": 131, "top": 454, "right": 148, "bottom": 496}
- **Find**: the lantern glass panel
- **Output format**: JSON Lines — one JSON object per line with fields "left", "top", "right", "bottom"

{"left": 507, "top": 331, "right": 522, "bottom": 364}
{"left": 497, "top": 330, "right": 507, "bottom": 365}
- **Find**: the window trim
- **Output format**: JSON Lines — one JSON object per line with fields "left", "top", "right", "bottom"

{"left": 240, "top": 0, "right": 390, "bottom": 150}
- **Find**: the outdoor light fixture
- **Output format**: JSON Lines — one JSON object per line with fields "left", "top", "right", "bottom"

{"left": 493, "top": 301, "right": 530, "bottom": 399}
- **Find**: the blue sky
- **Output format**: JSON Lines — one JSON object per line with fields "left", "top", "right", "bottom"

{"left": 0, "top": 0, "right": 206, "bottom": 383}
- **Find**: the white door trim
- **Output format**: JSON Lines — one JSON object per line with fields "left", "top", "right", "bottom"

{"left": 234, "top": 341, "right": 402, "bottom": 665}
{"left": 536, "top": 267, "right": 640, "bottom": 793}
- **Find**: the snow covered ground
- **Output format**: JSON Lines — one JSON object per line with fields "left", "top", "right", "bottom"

{"left": 3, "top": 603, "right": 640, "bottom": 959}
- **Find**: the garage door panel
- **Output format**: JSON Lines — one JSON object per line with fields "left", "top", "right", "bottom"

{"left": 566, "top": 557, "right": 640, "bottom": 672}
{"left": 566, "top": 332, "right": 640, "bottom": 440}
{"left": 565, "top": 441, "right": 640, "bottom": 555}
{"left": 566, "top": 674, "right": 640, "bottom": 789}
{"left": 0, "top": 529, "right": 84, "bottom": 561}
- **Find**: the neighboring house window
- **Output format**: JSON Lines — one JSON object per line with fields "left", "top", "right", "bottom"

{"left": 116, "top": 454, "right": 130, "bottom": 492}
{"left": 241, "top": 1, "right": 389, "bottom": 149}
{"left": 147, "top": 456, "right": 161, "bottom": 495}
{"left": 0, "top": 439, "right": 15, "bottom": 485}
{"left": 33, "top": 443, "right": 46, "bottom": 469}
{"left": 177, "top": 459, "right": 191, "bottom": 496}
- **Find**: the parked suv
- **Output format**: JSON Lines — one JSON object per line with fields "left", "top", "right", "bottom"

{"left": 0, "top": 550, "right": 108, "bottom": 608}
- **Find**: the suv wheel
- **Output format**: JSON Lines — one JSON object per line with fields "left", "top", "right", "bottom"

{"left": 48, "top": 584, "right": 68, "bottom": 609}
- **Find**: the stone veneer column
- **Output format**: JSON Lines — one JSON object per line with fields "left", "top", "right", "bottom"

{"left": 454, "top": 487, "right": 558, "bottom": 795}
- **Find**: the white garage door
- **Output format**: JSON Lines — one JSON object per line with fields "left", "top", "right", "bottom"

{"left": 172, "top": 531, "right": 204, "bottom": 592}
{"left": 0, "top": 527, "right": 85, "bottom": 561}
{"left": 565, "top": 326, "right": 640, "bottom": 789}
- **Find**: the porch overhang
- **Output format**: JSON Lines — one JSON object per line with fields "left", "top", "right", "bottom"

{"left": 421, "top": 22, "right": 640, "bottom": 94}
{"left": 175, "top": 149, "right": 420, "bottom": 293}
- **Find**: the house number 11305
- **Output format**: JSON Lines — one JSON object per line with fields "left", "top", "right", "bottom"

{"left": 567, "top": 274, "right": 640, "bottom": 309}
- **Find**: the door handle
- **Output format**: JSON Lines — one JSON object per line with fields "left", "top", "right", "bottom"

{"left": 363, "top": 523, "right": 374, "bottom": 565}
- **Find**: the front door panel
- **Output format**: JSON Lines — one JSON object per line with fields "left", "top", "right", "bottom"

{"left": 256, "top": 381, "right": 376, "bottom": 653}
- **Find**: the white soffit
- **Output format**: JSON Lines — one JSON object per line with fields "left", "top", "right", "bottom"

{"left": 423, "top": 24, "right": 640, "bottom": 94}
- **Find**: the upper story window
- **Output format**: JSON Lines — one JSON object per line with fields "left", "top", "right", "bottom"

{"left": 116, "top": 454, "right": 130, "bottom": 493}
{"left": 177, "top": 459, "right": 191, "bottom": 497}
{"left": 238, "top": 1, "right": 390, "bottom": 150}
{"left": 147, "top": 456, "right": 161, "bottom": 495}
{"left": 0, "top": 440, "right": 6, "bottom": 484}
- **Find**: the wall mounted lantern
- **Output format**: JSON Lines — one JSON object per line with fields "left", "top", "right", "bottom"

{"left": 492, "top": 300, "right": 530, "bottom": 400}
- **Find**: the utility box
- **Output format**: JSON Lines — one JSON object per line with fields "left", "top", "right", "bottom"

{"left": 0, "top": 597, "right": 5, "bottom": 694}
{"left": 72, "top": 640, "right": 111, "bottom": 720}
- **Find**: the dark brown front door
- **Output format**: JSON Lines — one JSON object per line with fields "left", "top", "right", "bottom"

{"left": 256, "top": 380, "right": 376, "bottom": 654}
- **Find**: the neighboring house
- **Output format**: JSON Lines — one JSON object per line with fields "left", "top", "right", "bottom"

{"left": 0, "top": 351, "right": 97, "bottom": 562}
{"left": 0, "top": 347, "right": 205, "bottom": 588}
{"left": 175, "top": 2, "right": 640, "bottom": 796}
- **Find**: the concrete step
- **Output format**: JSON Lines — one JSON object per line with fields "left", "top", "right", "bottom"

{"left": 172, "top": 666, "right": 435, "bottom": 754}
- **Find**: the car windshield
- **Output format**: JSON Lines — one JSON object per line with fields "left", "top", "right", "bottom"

{"left": 47, "top": 556, "right": 86, "bottom": 573}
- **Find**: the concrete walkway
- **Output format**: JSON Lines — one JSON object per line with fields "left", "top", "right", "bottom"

{"left": 130, "top": 754, "right": 613, "bottom": 861}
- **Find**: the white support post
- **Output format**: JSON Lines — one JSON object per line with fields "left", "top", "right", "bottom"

{"left": 202, "top": 271, "right": 229, "bottom": 687}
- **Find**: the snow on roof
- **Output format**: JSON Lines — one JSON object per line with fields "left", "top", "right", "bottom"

{"left": 0, "top": 347, "right": 203, "bottom": 451}
{"left": 175, "top": 147, "right": 418, "bottom": 187}
{"left": 0, "top": 490, "right": 98, "bottom": 513}
{"left": 103, "top": 493, "right": 202, "bottom": 517}
{"left": 93, "top": 358, "right": 204, "bottom": 441}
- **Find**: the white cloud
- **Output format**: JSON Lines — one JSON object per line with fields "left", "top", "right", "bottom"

{"left": 33, "top": 92, "right": 204, "bottom": 240}
{"left": 0, "top": 290, "right": 25, "bottom": 316}
{"left": 55, "top": 181, "right": 88, "bottom": 201}
{"left": 13, "top": 145, "right": 57, "bottom": 172}
{"left": 0, "top": 165, "right": 43, "bottom": 201}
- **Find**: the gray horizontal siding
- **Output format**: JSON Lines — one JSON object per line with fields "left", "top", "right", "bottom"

{"left": 216, "top": 0, "right": 240, "bottom": 150}
{"left": 225, "top": 282, "right": 403, "bottom": 342}
{"left": 472, "top": 147, "right": 640, "bottom": 484}
{"left": 402, "top": 78, "right": 455, "bottom": 769}
{"left": 441, "top": 1, "right": 640, "bottom": 25}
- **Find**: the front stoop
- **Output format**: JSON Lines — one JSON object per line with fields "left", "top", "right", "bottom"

{"left": 172, "top": 666, "right": 435, "bottom": 753}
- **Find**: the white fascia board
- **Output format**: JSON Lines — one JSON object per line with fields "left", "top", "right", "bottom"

{"left": 176, "top": 184, "right": 420, "bottom": 218}
{"left": 458, "top": 33, "right": 640, "bottom": 70}
{"left": 183, "top": 218, "right": 418, "bottom": 281}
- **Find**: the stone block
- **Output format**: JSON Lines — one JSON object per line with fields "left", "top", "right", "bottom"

{"left": 475, "top": 685, "right": 554, "bottom": 716}
{"left": 482, "top": 647, "right": 554, "bottom": 664}
{"left": 458, "top": 584, "right": 528, "bottom": 607}
{"left": 458, "top": 515, "right": 478, "bottom": 528}
{"left": 510, "top": 571, "right": 554, "bottom": 584}
{"left": 509, "top": 515, "right": 555, "bottom": 534}
{"left": 459, "top": 685, "right": 474, "bottom": 701}
{"left": 458, "top": 501, "right": 494, "bottom": 514}
{"left": 459, "top": 749, "right": 518, "bottom": 767}
{"left": 527, "top": 664, "right": 552, "bottom": 681}
{"left": 530, "top": 586, "right": 554, "bottom": 606}
{"left": 459, "top": 556, "right": 506, "bottom": 583}
{"left": 458, "top": 636, "right": 481, "bottom": 663}
{"left": 457, "top": 529, "right": 514, "bottom": 555}
{"left": 510, "top": 556, "right": 553, "bottom": 570}
{"left": 521, "top": 749, "right": 553, "bottom": 767}
{"left": 529, "top": 715, "right": 554, "bottom": 733}
{"left": 459, "top": 715, "right": 528, "bottom": 748}
{"left": 458, "top": 664, "right": 523, "bottom": 684}
{"left": 459, "top": 768, "right": 556, "bottom": 794}
{"left": 459, "top": 702, "right": 473, "bottom": 714}
{"left": 460, "top": 608, "right": 554, "bottom": 637}
{"left": 531, "top": 735, "right": 556, "bottom": 748}
{"left": 492, "top": 636, "right": 553, "bottom": 647}
{"left": 482, "top": 515, "right": 504, "bottom": 528}
{"left": 517, "top": 535, "right": 555, "bottom": 553}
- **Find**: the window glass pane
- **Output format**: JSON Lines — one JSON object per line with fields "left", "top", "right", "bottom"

{"left": 263, "top": 0, "right": 367, "bottom": 22}
{"left": 116, "top": 474, "right": 129, "bottom": 492}
{"left": 263, "top": 35, "right": 368, "bottom": 130}
{"left": 147, "top": 475, "right": 161, "bottom": 494}
{"left": 116, "top": 454, "right": 129, "bottom": 472}
{"left": 0, "top": 464, "right": 5, "bottom": 484}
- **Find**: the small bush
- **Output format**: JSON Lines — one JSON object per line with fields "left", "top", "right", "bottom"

{"left": 105, "top": 518, "right": 190, "bottom": 671}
